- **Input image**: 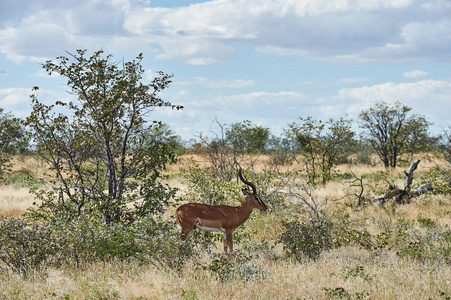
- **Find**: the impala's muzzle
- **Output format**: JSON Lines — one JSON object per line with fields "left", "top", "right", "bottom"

{"left": 255, "top": 195, "right": 268, "bottom": 211}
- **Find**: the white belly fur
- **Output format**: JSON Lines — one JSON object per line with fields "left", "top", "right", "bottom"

{"left": 195, "top": 223, "right": 224, "bottom": 233}
{"left": 195, "top": 223, "right": 226, "bottom": 240}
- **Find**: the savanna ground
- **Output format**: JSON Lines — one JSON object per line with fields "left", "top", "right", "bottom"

{"left": 0, "top": 154, "right": 450, "bottom": 300}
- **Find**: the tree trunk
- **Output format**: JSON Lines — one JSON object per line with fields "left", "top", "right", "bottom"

{"left": 374, "top": 159, "right": 432, "bottom": 205}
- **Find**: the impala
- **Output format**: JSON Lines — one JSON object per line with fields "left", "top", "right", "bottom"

{"left": 176, "top": 169, "right": 267, "bottom": 252}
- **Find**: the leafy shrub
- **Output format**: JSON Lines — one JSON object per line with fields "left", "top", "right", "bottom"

{"left": 418, "top": 167, "right": 451, "bottom": 195}
{"left": 140, "top": 218, "right": 197, "bottom": 272}
{"left": 0, "top": 217, "right": 61, "bottom": 277}
{"left": 205, "top": 257, "right": 236, "bottom": 282}
{"left": 0, "top": 214, "right": 197, "bottom": 276}
{"left": 355, "top": 147, "right": 374, "bottom": 165}
{"left": 280, "top": 218, "right": 333, "bottom": 262}
{"left": 235, "top": 263, "right": 268, "bottom": 281}
{"left": 181, "top": 286, "right": 199, "bottom": 300}
{"left": 281, "top": 211, "right": 408, "bottom": 258}
{"left": 241, "top": 239, "right": 275, "bottom": 260}
{"left": 417, "top": 214, "right": 437, "bottom": 228}
{"left": 324, "top": 287, "right": 370, "bottom": 300}
{"left": 53, "top": 217, "right": 147, "bottom": 263}
{"left": 397, "top": 225, "right": 451, "bottom": 265}
{"left": 52, "top": 216, "right": 195, "bottom": 268}
{"left": 202, "top": 254, "right": 268, "bottom": 282}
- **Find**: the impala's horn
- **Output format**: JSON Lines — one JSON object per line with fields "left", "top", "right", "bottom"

{"left": 238, "top": 169, "right": 257, "bottom": 195}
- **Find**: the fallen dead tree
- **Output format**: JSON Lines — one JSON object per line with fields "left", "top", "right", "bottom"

{"left": 374, "top": 159, "right": 433, "bottom": 205}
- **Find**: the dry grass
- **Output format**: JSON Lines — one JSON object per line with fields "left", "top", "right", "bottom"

{"left": 0, "top": 185, "right": 34, "bottom": 217}
{"left": 9, "top": 155, "right": 49, "bottom": 178}
{"left": 1, "top": 248, "right": 449, "bottom": 299}
{"left": 1, "top": 154, "right": 450, "bottom": 299}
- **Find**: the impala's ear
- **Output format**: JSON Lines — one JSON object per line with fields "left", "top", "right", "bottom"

{"left": 241, "top": 188, "right": 249, "bottom": 195}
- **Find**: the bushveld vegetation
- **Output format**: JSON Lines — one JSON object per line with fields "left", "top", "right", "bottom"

{"left": 0, "top": 50, "right": 450, "bottom": 299}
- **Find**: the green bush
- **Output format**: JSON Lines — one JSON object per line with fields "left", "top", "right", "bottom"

{"left": 324, "top": 287, "right": 370, "bottom": 300}
{"left": 417, "top": 214, "right": 437, "bottom": 228}
{"left": 418, "top": 167, "right": 451, "bottom": 195}
{"left": 397, "top": 224, "right": 451, "bottom": 265}
{"left": 53, "top": 217, "right": 146, "bottom": 263}
{"left": 280, "top": 218, "right": 333, "bottom": 262}
{"left": 355, "top": 147, "right": 374, "bottom": 165}
{"left": 202, "top": 253, "right": 268, "bottom": 282}
{"left": 279, "top": 210, "right": 410, "bottom": 261}
{"left": 0, "top": 217, "right": 61, "bottom": 277}
{"left": 0, "top": 215, "right": 196, "bottom": 276}
{"left": 51, "top": 216, "right": 195, "bottom": 268}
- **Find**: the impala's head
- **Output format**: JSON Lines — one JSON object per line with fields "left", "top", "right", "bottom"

{"left": 238, "top": 169, "right": 268, "bottom": 211}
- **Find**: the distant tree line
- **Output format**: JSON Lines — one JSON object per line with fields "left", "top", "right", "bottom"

{"left": 1, "top": 98, "right": 447, "bottom": 184}
{"left": 187, "top": 101, "right": 439, "bottom": 184}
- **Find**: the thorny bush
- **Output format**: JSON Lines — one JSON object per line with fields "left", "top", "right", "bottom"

{"left": 0, "top": 217, "right": 61, "bottom": 277}
{"left": 280, "top": 218, "right": 334, "bottom": 262}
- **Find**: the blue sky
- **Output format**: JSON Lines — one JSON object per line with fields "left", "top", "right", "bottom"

{"left": 1, "top": 0, "right": 451, "bottom": 141}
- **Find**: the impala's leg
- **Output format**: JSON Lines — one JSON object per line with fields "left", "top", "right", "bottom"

{"left": 176, "top": 213, "right": 194, "bottom": 241}
{"left": 225, "top": 230, "right": 233, "bottom": 253}
{"left": 180, "top": 226, "right": 192, "bottom": 241}
{"left": 221, "top": 230, "right": 227, "bottom": 253}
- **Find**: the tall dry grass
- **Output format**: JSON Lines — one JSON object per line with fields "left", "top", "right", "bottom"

{"left": 1, "top": 247, "right": 449, "bottom": 299}
{"left": 0, "top": 185, "right": 34, "bottom": 217}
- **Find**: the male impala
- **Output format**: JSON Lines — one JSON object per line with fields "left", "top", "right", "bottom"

{"left": 176, "top": 169, "right": 267, "bottom": 252}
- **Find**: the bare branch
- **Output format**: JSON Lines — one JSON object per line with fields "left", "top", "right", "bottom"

{"left": 374, "top": 159, "right": 432, "bottom": 205}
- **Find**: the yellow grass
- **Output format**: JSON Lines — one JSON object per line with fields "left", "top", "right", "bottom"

{"left": 1, "top": 248, "right": 449, "bottom": 299}
{"left": 0, "top": 185, "right": 34, "bottom": 217}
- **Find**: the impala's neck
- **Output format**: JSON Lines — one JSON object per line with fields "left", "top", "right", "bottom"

{"left": 235, "top": 199, "right": 256, "bottom": 225}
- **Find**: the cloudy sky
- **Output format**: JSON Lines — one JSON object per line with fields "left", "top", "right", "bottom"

{"left": 1, "top": 0, "right": 451, "bottom": 141}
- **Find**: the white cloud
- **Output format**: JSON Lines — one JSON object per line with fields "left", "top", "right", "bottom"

{"left": 338, "top": 80, "right": 451, "bottom": 102}
{"left": 1, "top": 0, "right": 451, "bottom": 64}
{"left": 0, "top": 88, "right": 30, "bottom": 106}
{"left": 403, "top": 70, "right": 428, "bottom": 78}
{"left": 0, "top": 87, "right": 33, "bottom": 117}
{"left": 300, "top": 80, "right": 320, "bottom": 86}
{"left": 0, "top": 86, "right": 74, "bottom": 118}
{"left": 145, "top": 69, "right": 155, "bottom": 81}
{"left": 0, "top": 0, "right": 137, "bottom": 63}
{"left": 335, "top": 79, "right": 451, "bottom": 126}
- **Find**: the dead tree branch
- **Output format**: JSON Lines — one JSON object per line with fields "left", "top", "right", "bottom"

{"left": 374, "top": 159, "right": 433, "bottom": 205}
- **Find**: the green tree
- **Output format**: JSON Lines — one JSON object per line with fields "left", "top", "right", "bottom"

{"left": 285, "top": 116, "right": 355, "bottom": 184}
{"left": 0, "top": 108, "right": 28, "bottom": 154}
{"left": 226, "top": 120, "right": 270, "bottom": 155}
{"left": 0, "top": 108, "right": 29, "bottom": 180}
{"left": 359, "top": 101, "right": 430, "bottom": 168}
{"left": 149, "top": 123, "right": 185, "bottom": 155}
{"left": 25, "top": 50, "right": 182, "bottom": 224}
